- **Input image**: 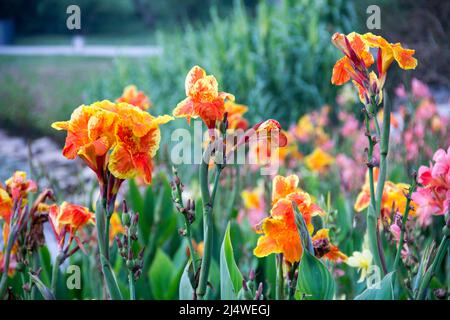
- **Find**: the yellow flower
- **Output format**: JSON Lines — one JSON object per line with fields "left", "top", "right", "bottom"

{"left": 346, "top": 249, "right": 373, "bottom": 282}
{"left": 304, "top": 148, "right": 334, "bottom": 173}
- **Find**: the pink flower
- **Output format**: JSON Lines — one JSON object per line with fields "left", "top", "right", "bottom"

{"left": 389, "top": 224, "right": 401, "bottom": 242}
{"left": 412, "top": 146, "right": 450, "bottom": 226}
{"left": 395, "top": 84, "right": 407, "bottom": 98}
{"left": 411, "top": 78, "right": 431, "bottom": 100}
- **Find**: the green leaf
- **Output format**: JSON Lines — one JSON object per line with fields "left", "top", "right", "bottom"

{"left": 149, "top": 249, "right": 175, "bottom": 300}
{"left": 127, "top": 179, "right": 144, "bottom": 214}
{"left": 179, "top": 261, "right": 195, "bottom": 300}
{"left": 296, "top": 250, "right": 335, "bottom": 300}
{"left": 29, "top": 273, "right": 55, "bottom": 300}
{"left": 355, "top": 272, "right": 395, "bottom": 300}
{"left": 220, "top": 222, "right": 243, "bottom": 299}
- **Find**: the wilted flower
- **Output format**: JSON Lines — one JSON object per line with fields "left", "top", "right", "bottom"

{"left": 312, "top": 228, "right": 347, "bottom": 262}
{"left": 346, "top": 249, "right": 373, "bottom": 282}
{"left": 173, "top": 65, "right": 235, "bottom": 128}
{"left": 116, "top": 85, "right": 152, "bottom": 110}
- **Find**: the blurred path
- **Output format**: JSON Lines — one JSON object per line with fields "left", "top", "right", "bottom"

{"left": 0, "top": 45, "right": 162, "bottom": 57}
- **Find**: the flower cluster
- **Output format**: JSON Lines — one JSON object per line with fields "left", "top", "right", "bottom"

{"left": 253, "top": 175, "right": 345, "bottom": 264}
{"left": 52, "top": 100, "right": 173, "bottom": 191}
{"left": 331, "top": 32, "right": 417, "bottom": 108}
{"left": 354, "top": 168, "right": 416, "bottom": 221}
{"left": 412, "top": 146, "right": 450, "bottom": 226}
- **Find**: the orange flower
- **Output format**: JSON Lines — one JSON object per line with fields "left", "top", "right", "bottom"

{"left": 354, "top": 170, "right": 416, "bottom": 219}
{"left": 53, "top": 101, "right": 172, "bottom": 185}
{"left": 331, "top": 32, "right": 417, "bottom": 106}
{"left": 0, "top": 187, "right": 12, "bottom": 224}
{"left": 272, "top": 174, "right": 299, "bottom": 204}
{"left": 48, "top": 202, "right": 94, "bottom": 250}
{"left": 254, "top": 175, "right": 324, "bottom": 264}
{"left": 52, "top": 102, "right": 118, "bottom": 180}
{"left": 116, "top": 85, "right": 151, "bottom": 110}
{"left": 331, "top": 32, "right": 374, "bottom": 86}
{"left": 187, "top": 240, "right": 204, "bottom": 258}
{"left": 224, "top": 100, "right": 248, "bottom": 130}
{"left": 5, "top": 171, "right": 37, "bottom": 200}
{"left": 108, "top": 104, "right": 173, "bottom": 184}
{"left": 304, "top": 148, "right": 335, "bottom": 173}
{"left": 312, "top": 229, "right": 347, "bottom": 262}
{"left": 361, "top": 32, "right": 417, "bottom": 84}
{"left": 173, "top": 66, "right": 235, "bottom": 128}
{"left": 109, "top": 212, "right": 125, "bottom": 243}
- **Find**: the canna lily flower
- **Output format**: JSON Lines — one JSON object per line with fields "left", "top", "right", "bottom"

{"left": 272, "top": 174, "right": 299, "bottom": 204}
{"left": 48, "top": 202, "right": 94, "bottom": 252}
{"left": 312, "top": 229, "right": 347, "bottom": 262}
{"left": 0, "top": 187, "right": 13, "bottom": 224}
{"left": 224, "top": 100, "right": 249, "bottom": 130}
{"left": 361, "top": 32, "right": 418, "bottom": 86}
{"left": 52, "top": 102, "right": 118, "bottom": 183}
{"left": 254, "top": 174, "right": 324, "bottom": 264}
{"left": 346, "top": 249, "right": 373, "bottom": 282}
{"left": 304, "top": 148, "right": 335, "bottom": 173}
{"left": 331, "top": 32, "right": 417, "bottom": 107}
{"left": 108, "top": 103, "right": 173, "bottom": 184}
{"left": 5, "top": 171, "right": 37, "bottom": 200}
{"left": 412, "top": 146, "right": 450, "bottom": 226}
{"left": 355, "top": 169, "right": 416, "bottom": 220}
{"left": 116, "top": 85, "right": 151, "bottom": 110}
{"left": 173, "top": 65, "right": 235, "bottom": 128}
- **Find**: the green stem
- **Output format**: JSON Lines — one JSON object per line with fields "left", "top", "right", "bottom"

{"left": 288, "top": 262, "right": 298, "bottom": 300}
{"left": 0, "top": 227, "right": 15, "bottom": 298}
{"left": 51, "top": 253, "right": 63, "bottom": 296}
{"left": 416, "top": 236, "right": 449, "bottom": 299}
{"left": 364, "top": 111, "right": 383, "bottom": 272}
{"left": 393, "top": 183, "right": 416, "bottom": 272}
{"left": 174, "top": 172, "right": 198, "bottom": 272}
{"left": 128, "top": 272, "right": 135, "bottom": 300}
{"left": 196, "top": 146, "right": 222, "bottom": 300}
{"left": 276, "top": 254, "right": 285, "bottom": 300}
{"left": 95, "top": 198, "right": 123, "bottom": 300}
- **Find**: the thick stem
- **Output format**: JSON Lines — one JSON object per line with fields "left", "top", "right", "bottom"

{"left": 276, "top": 254, "right": 285, "bottom": 300}
{"left": 95, "top": 198, "right": 123, "bottom": 300}
{"left": 51, "top": 253, "right": 63, "bottom": 295}
{"left": 128, "top": 272, "right": 135, "bottom": 300}
{"left": 364, "top": 111, "right": 383, "bottom": 271}
{"left": 196, "top": 146, "right": 222, "bottom": 300}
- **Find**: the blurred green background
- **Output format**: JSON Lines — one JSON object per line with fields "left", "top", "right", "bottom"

{"left": 0, "top": 0, "right": 448, "bottom": 138}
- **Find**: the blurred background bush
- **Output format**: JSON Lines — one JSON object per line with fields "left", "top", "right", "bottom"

{"left": 0, "top": 0, "right": 448, "bottom": 138}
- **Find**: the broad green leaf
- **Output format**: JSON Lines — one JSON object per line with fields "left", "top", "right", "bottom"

{"left": 297, "top": 250, "right": 335, "bottom": 300}
{"left": 220, "top": 222, "right": 243, "bottom": 299}
{"left": 127, "top": 179, "right": 144, "bottom": 214}
{"left": 149, "top": 249, "right": 175, "bottom": 300}
{"left": 355, "top": 272, "right": 395, "bottom": 300}
{"left": 179, "top": 262, "right": 195, "bottom": 300}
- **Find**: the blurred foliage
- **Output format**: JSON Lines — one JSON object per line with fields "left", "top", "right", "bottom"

{"left": 90, "top": 0, "right": 356, "bottom": 127}
{"left": 0, "top": 0, "right": 253, "bottom": 35}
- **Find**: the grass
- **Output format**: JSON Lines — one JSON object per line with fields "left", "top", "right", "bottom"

{"left": 0, "top": 34, "right": 158, "bottom": 138}
{"left": 0, "top": 55, "right": 113, "bottom": 137}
